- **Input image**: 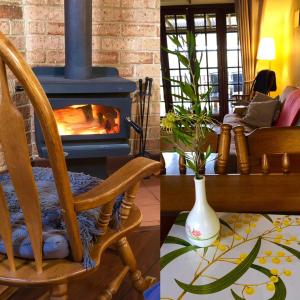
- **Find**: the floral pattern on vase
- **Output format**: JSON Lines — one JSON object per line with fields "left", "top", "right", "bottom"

{"left": 185, "top": 177, "right": 220, "bottom": 247}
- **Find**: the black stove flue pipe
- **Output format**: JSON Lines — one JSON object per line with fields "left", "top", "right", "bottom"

{"left": 64, "top": 0, "right": 92, "bottom": 79}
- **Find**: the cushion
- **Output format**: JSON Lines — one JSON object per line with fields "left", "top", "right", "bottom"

{"left": 252, "top": 92, "right": 281, "bottom": 123}
{"left": 276, "top": 89, "right": 300, "bottom": 127}
{"left": 0, "top": 168, "right": 122, "bottom": 268}
{"left": 279, "top": 86, "right": 299, "bottom": 104}
{"left": 242, "top": 100, "right": 279, "bottom": 128}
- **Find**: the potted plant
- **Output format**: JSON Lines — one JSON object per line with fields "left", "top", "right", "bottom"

{"left": 161, "top": 31, "right": 220, "bottom": 247}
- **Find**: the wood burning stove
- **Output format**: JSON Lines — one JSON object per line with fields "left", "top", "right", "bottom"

{"left": 33, "top": 0, "right": 136, "bottom": 177}
{"left": 34, "top": 66, "right": 134, "bottom": 159}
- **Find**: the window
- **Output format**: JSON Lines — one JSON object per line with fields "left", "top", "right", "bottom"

{"left": 161, "top": 4, "right": 243, "bottom": 119}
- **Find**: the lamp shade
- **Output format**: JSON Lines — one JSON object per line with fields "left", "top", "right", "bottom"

{"left": 257, "top": 37, "right": 276, "bottom": 60}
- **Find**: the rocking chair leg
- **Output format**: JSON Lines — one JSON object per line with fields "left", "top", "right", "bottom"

{"left": 117, "top": 237, "right": 156, "bottom": 293}
{"left": 50, "top": 284, "right": 68, "bottom": 300}
{"left": 98, "top": 266, "right": 129, "bottom": 300}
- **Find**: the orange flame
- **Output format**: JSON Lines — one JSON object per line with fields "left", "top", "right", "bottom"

{"left": 53, "top": 104, "right": 120, "bottom": 136}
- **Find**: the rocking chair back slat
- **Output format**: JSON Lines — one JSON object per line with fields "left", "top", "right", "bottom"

{"left": 0, "top": 59, "right": 43, "bottom": 272}
{"left": 0, "top": 32, "right": 83, "bottom": 263}
{"left": 0, "top": 184, "right": 15, "bottom": 272}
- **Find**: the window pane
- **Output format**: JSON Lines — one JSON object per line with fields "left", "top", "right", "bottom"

{"left": 227, "top": 50, "right": 238, "bottom": 67}
{"left": 171, "top": 86, "right": 181, "bottom": 98}
{"left": 194, "top": 14, "right": 205, "bottom": 30}
{"left": 207, "top": 33, "right": 217, "bottom": 50}
{"left": 227, "top": 32, "right": 238, "bottom": 50}
{"left": 211, "top": 102, "right": 219, "bottom": 115}
{"left": 208, "top": 68, "right": 218, "bottom": 84}
{"left": 170, "top": 69, "right": 180, "bottom": 80}
{"left": 200, "top": 69, "right": 208, "bottom": 84}
{"left": 210, "top": 85, "right": 219, "bottom": 100}
{"left": 165, "top": 15, "right": 175, "bottom": 31}
{"left": 180, "top": 69, "right": 189, "bottom": 81}
{"left": 226, "top": 13, "right": 237, "bottom": 29}
{"left": 199, "top": 85, "right": 209, "bottom": 95}
{"left": 168, "top": 53, "right": 179, "bottom": 69}
{"left": 167, "top": 35, "right": 177, "bottom": 51}
{"left": 176, "top": 15, "right": 187, "bottom": 32}
{"left": 228, "top": 68, "right": 239, "bottom": 84}
{"left": 207, "top": 51, "right": 218, "bottom": 67}
{"left": 206, "top": 14, "right": 216, "bottom": 31}
{"left": 196, "top": 33, "right": 206, "bottom": 50}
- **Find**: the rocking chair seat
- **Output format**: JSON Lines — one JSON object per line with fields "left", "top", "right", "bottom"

{"left": 0, "top": 205, "right": 141, "bottom": 287}
{"left": 0, "top": 167, "right": 120, "bottom": 263}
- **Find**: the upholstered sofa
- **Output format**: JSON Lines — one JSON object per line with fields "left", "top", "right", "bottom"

{"left": 223, "top": 86, "right": 300, "bottom": 172}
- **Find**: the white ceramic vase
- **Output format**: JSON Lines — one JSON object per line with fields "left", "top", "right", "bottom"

{"left": 185, "top": 176, "right": 220, "bottom": 247}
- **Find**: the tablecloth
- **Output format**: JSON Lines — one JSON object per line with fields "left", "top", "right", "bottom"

{"left": 161, "top": 212, "right": 300, "bottom": 299}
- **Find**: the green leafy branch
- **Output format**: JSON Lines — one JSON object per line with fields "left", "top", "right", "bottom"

{"left": 161, "top": 30, "right": 218, "bottom": 178}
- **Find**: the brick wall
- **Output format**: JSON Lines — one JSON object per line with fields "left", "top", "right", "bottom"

{"left": 23, "top": 0, "right": 161, "bottom": 155}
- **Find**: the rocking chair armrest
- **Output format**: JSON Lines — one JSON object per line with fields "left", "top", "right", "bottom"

{"left": 73, "top": 157, "right": 160, "bottom": 212}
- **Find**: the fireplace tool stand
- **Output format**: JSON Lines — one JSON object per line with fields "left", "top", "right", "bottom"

{"left": 127, "top": 77, "right": 153, "bottom": 158}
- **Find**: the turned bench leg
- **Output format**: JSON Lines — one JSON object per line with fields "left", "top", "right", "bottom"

{"left": 160, "top": 153, "right": 166, "bottom": 175}
{"left": 179, "top": 154, "right": 186, "bottom": 174}
{"left": 117, "top": 237, "right": 155, "bottom": 292}
{"left": 50, "top": 284, "right": 68, "bottom": 300}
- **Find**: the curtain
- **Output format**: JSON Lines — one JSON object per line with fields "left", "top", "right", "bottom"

{"left": 235, "top": 0, "right": 265, "bottom": 94}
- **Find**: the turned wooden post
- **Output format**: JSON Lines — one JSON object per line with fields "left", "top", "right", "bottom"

{"left": 119, "top": 182, "right": 140, "bottom": 223}
{"left": 179, "top": 154, "right": 186, "bottom": 174}
{"left": 117, "top": 237, "right": 155, "bottom": 292}
{"left": 261, "top": 154, "right": 269, "bottom": 174}
{"left": 234, "top": 126, "right": 250, "bottom": 174}
{"left": 216, "top": 124, "right": 232, "bottom": 174}
{"left": 98, "top": 201, "right": 115, "bottom": 235}
{"left": 282, "top": 153, "right": 290, "bottom": 174}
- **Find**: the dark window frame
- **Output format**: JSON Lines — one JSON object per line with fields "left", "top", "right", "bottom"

{"left": 161, "top": 4, "right": 241, "bottom": 120}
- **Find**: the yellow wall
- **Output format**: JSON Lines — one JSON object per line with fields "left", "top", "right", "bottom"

{"left": 258, "top": 0, "right": 300, "bottom": 95}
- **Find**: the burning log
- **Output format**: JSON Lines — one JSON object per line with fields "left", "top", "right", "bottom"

{"left": 78, "top": 104, "right": 93, "bottom": 121}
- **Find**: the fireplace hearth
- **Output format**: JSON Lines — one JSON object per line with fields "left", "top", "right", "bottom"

{"left": 33, "top": 0, "right": 136, "bottom": 178}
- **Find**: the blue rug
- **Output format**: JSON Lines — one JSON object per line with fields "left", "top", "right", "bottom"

{"left": 0, "top": 167, "right": 123, "bottom": 269}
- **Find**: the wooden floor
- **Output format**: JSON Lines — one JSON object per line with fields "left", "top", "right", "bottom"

{"left": 9, "top": 226, "right": 160, "bottom": 300}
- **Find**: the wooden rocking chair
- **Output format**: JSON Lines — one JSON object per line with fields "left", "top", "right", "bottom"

{"left": 0, "top": 32, "right": 160, "bottom": 299}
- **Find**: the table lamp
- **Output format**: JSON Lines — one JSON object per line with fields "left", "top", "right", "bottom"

{"left": 257, "top": 37, "right": 276, "bottom": 70}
